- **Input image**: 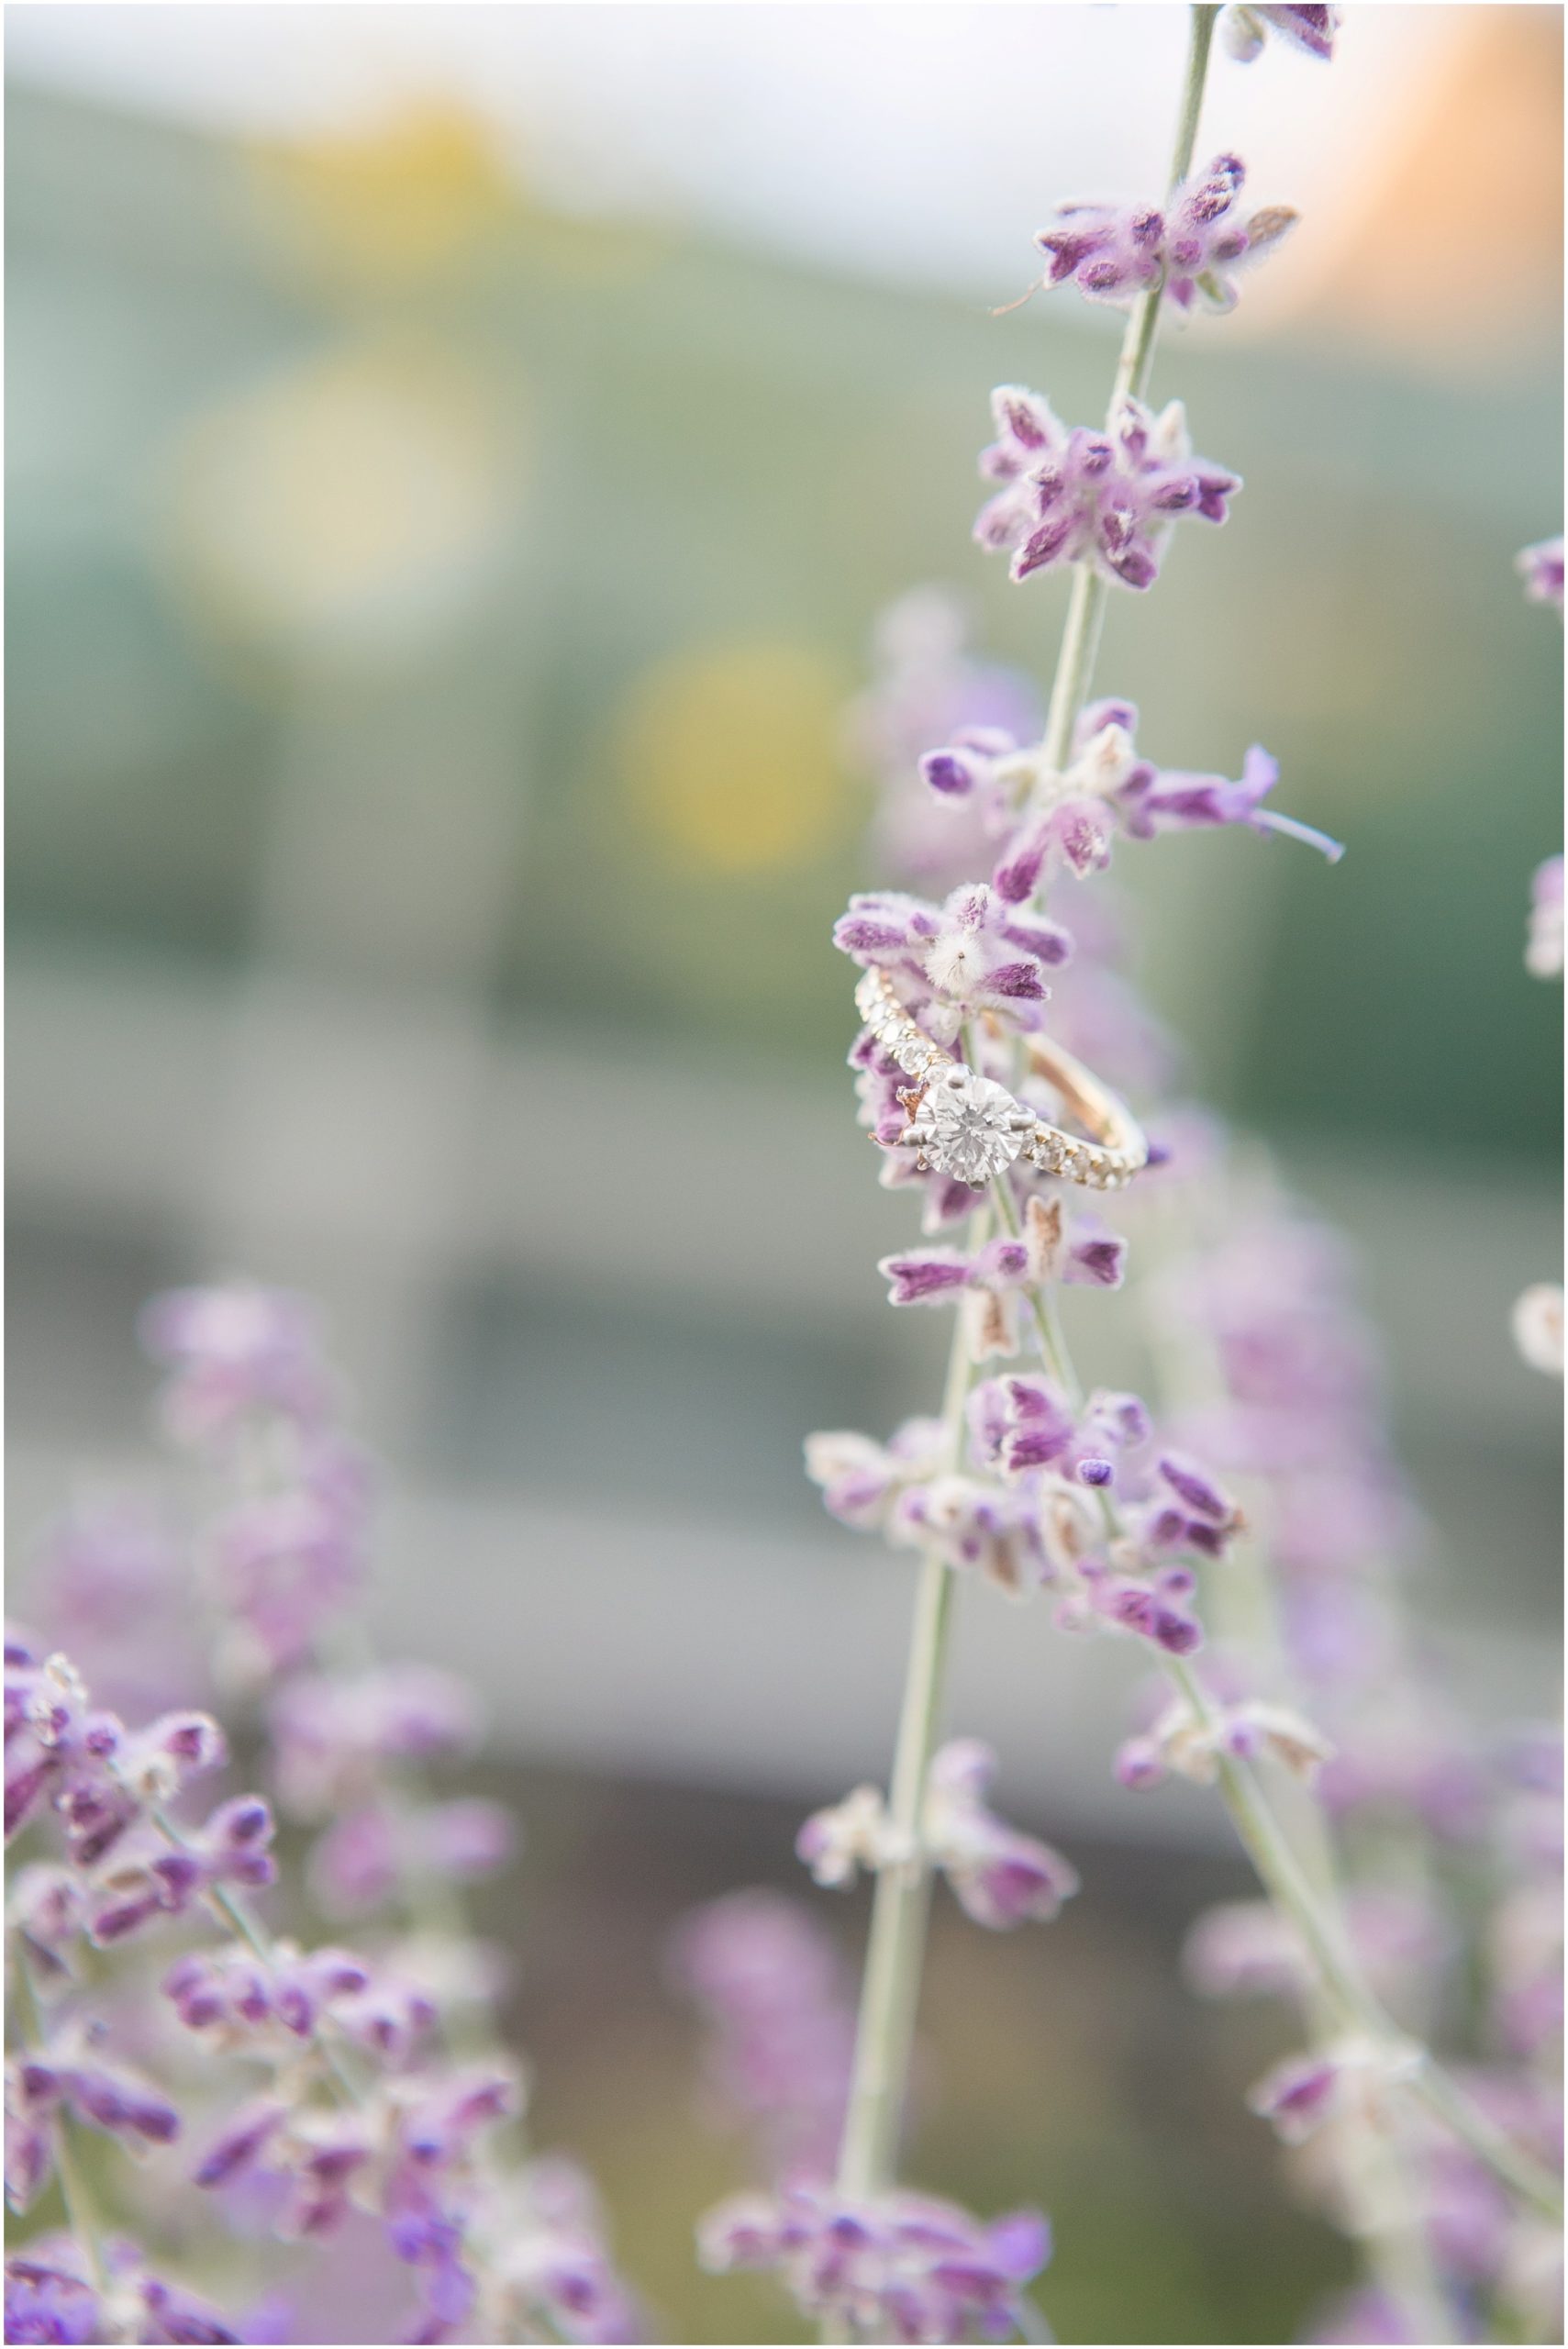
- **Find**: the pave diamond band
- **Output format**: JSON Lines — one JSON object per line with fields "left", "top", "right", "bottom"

{"left": 855, "top": 967, "right": 1149, "bottom": 1193}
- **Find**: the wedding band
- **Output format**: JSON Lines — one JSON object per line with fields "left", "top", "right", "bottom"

{"left": 854, "top": 967, "right": 1149, "bottom": 1192}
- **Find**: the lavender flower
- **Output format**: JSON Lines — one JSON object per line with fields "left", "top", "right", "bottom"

{"left": 795, "top": 1783, "right": 894, "bottom": 1890}
{"left": 139, "top": 1284, "right": 328, "bottom": 1447}
{"left": 26, "top": 1501, "right": 200, "bottom": 1722}
{"left": 922, "top": 1741, "right": 1080, "bottom": 1927}
{"left": 6, "top": 1645, "right": 226, "bottom": 1860}
{"left": 1115, "top": 1692, "right": 1333, "bottom": 1792}
{"left": 1307, "top": 2288, "right": 1421, "bottom": 2343}
{"left": 1184, "top": 1890, "right": 1449, "bottom": 2004}
{"left": 698, "top": 2179, "right": 1051, "bottom": 2343}
{"left": 1246, "top": 2035, "right": 1419, "bottom": 2146}
{"left": 974, "top": 387, "right": 1240, "bottom": 591}
{"left": 211, "top": 1452, "right": 371, "bottom": 1676}
{"left": 670, "top": 1889, "right": 853, "bottom": 2178}
{"left": 809, "top": 1363, "right": 1237, "bottom": 1641}
{"left": 878, "top": 1212, "right": 1125, "bottom": 1322}
{"left": 489, "top": 2156, "right": 645, "bottom": 2344}
{"left": 87, "top": 1795, "right": 278, "bottom": 1945}
{"left": 803, "top": 1419, "right": 947, "bottom": 1536}
{"left": 797, "top": 1740, "right": 1077, "bottom": 1932}
{"left": 269, "top": 1666, "right": 482, "bottom": 1814}
{"left": 892, "top": 1475, "right": 1048, "bottom": 1598}
{"left": 915, "top": 700, "right": 1342, "bottom": 884}
{"left": 4, "top": 2247, "right": 102, "bottom": 2346}
{"left": 163, "top": 1942, "right": 374, "bottom": 2046}
{"left": 7, "top": 2024, "right": 180, "bottom": 2185}
{"left": 6, "top": 2237, "right": 241, "bottom": 2346}
{"left": 6, "top": 1865, "right": 83, "bottom": 1983}
{"left": 847, "top": 588, "right": 1043, "bottom": 886}
{"left": 1516, "top": 536, "right": 1565, "bottom": 611}
{"left": 751, "top": 9, "right": 1563, "bottom": 2332}
{"left": 306, "top": 1798, "right": 514, "bottom": 1919}
{"left": 835, "top": 877, "right": 1071, "bottom": 1041}
{"left": 1037, "top": 154, "right": 1296, "bottom": 316}
{"left": 1220, "top": 5, "right": 1340, "bottom": 63}
{"left": 10, "top": 1299, "right": 644, "bottom": 2349}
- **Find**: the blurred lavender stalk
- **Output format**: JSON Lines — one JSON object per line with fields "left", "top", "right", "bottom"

{"left": 7, "top": 1290, "right": 642, "bottom": 2344}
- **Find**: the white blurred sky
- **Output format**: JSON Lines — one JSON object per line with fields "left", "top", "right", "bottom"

{"left": 6, "top": 5, "right": 1462, "bottom": 308}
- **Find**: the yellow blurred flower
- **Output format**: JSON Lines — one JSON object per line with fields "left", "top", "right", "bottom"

{"left": 162, "top": 338, "right": 521, "bottom": 667}
{"left": 247, "top": 102, "right": 517, "bottom": 292}
{"left": 617, "top": 640, "right": 851, "bottom": 875}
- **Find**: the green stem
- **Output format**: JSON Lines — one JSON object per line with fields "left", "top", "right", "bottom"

{"left": 831, "top": 0, "right": 1229, "bottom": 2270}
{"left": 836, "top": 1547, "right": 958, "bottom": 2199}
{"left": 13, "top": 1953, "right": 115, "bottom": 2311}
{"left": 835, "top": 1240, "right": 982, "bottom": 2201}
{"left": 1408, "top": 2063, "right": 1565, "bottom": 2225}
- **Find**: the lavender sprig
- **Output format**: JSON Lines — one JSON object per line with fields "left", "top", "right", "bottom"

{"left": 769, "top": 9, "right": 1562, "bottom": 2341}
{"left": 8, "top": 1297, "right": 643, "bottom": 2345}
{"left": 774, "top": 14, "right": 1235, "bottom": 2330}
{"left": 139, "top": 1288, "right": 642, "bottom": 2341}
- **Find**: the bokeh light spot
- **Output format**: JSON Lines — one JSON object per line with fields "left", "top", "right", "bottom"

{"left": 162, "top": 339, "right": 521, "bottom": 667}
{"left": 247, "top": 101, "right": 518, "bottom": 290}
{"left": 617, "top": 640, "right": 850, "bottom": 875}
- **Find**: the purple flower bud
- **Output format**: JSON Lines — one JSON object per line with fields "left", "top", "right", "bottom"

{"left": 698, "top": 2180, "right": 1051, "bottom": 2339}
{"left": 1065, "top": 1234, "right": 1127, "bottom": 1288}
{"left": 1246, "top": 2050, "right": 1344, "bottom": 2142}
{"left": 1114, "top": 1735, "right": 1166, "bottom": 1790}
{"left": 920, "top": 750, "right": 976, "bottom": 798}
{"left": 978, "top": 391, "right": 1241, "bottom": 596}
{"left": 192, "top": 2099, "right": 288, "bottom": 2190}
{"left": 878, "top": 1252, "right": 970, "bottom": 1308}
{"left": 5, "top": 1756, "right": 52, "bottom": 1844}
{"left": 5, "top": 2114, "right": 53, "bottom": 2215}
{"left": 925, "top": 1740, "right": 1080, "bottom": 1929}
{"left": 420, "top": 1798, "right": 515, "bottom": 1882}
{"left": 6, "top": 2251, "right": 103, "bottom": 2344}
{"left": 670, "top": 1889, "right": 853, "bottom": 2180}
{"left": 1158, "top": 1454, "right": 1232, "bottom": 1521}
{"left": 984, "top": 959, "right": 1047, "bottom": 999}
{"left": 1222, "top": 4, "right": 1339, "bottom": 60}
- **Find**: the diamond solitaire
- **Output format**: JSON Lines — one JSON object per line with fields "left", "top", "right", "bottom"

{"left": 900, "top": 1068, "right": 1035, "bottom": 1184}
{"left": 854, "top": 967, "right": 1150, "bottom": 1193}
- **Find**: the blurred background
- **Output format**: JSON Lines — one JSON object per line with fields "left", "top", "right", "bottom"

{"left": 6, "top": 6, "right": 1562, "bottom": 2340}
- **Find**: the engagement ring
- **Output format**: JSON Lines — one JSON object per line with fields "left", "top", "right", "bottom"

{"left": 855, "top": 968, "right": 1149, "bottom": 1192}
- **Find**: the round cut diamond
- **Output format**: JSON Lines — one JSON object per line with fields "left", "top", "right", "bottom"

{"left": 922, "top": 1071, "right": 1026, "bottom": 1184}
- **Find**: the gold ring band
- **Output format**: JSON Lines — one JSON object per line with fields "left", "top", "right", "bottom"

{"left": 854, "top": 967, "right": 1149, "bottom": 1192}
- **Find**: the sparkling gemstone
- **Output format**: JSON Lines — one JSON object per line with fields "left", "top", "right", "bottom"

{"left": 921, "top": 1070, "right": 1026, "bottom": 1183}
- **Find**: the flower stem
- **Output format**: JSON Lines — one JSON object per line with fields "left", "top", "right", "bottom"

{"left": 832, "top": 0, "right": 1230, "bottom": 2254}
{"left": 836, "top": 1246, "right": 980, "bottom": 2200}
{"left": 13, "top": 1951, "right": 116, "bottom": 2312}
{"left": 836, "top": 1544, "right": 958, "bottom": 2199}
{"left": 1040, "top": 2, "right": 1218, "bottom": 774}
